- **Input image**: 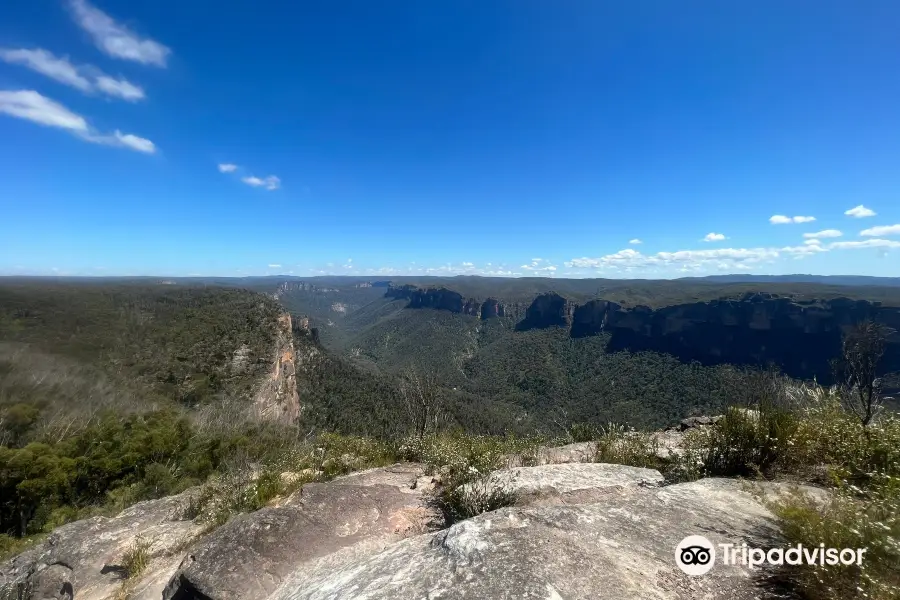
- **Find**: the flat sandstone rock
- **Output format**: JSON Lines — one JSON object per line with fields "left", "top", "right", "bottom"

{"left": 163, "top": 463, "right": 441, "bottom": 600}
{"left": 271, "top": 478, "right": 801, "bottom": 600}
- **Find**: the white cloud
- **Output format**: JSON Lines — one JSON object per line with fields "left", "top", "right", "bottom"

{"left": 0, "top": 48, "right": 145, "bottom": 101}
{"left": 860, "top": 224, "right": 900, "bottom": 237}
{"left": 0, "top": 48, "right": 91, "bottom": 91}
{"left": 702, "top": 232, "right": 726, "bottom": 242}
{"left": 110, "top": 130, "right": 155, "bottom": 153}
{"left": 780, "top": 244, "right": 828, "bottom": 256}
{"left": 241, "top": 175, "right": 281, "bottom": 191}
{"left": 0, "top": 90, "right": 87, "bottom": 131}
{"left": 218, "top": 163, "right": 238, "bottom": 173}
{"left": 565, "top": 233, "right": 900, "bottom": 275}
{"left": 69, "top": 0, "right": 170, "bottom": 67}
{"left": 567, "top": 247, "right": 783, "bottom": 272}
{"left": 268, "top": 264, "right": 281, "bottom": 268}
{"left": 461, "top": 262, "right": 474, "bottom": 267}
{"left": 0, "top": 90, "right": 155, "bottom": 153}
{"left": 770, "top": 215, "right": 816, "bottom": 224}
{"left": 829, "top": 239, "right": 900, "bottom": 250}
{"left": 94, "top": 75, "right": 144, "bottom": 100}
{"left": 521, "top": 258, "right": 557, "bottom": 273}
{"left": 802, "top": 229, "right": 843, "bottom": 239}
{"left": 845, "top": 205, "right": 876, "bottom": 218}
{"left": 628, "top": 239, "right": 642, "bottom": 245}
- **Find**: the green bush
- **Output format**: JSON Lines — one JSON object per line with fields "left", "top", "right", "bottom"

{"left": 439, "top": 475, "right": 517, "bottom": 524}
{"left": 594, "top": 423, "right": 661, "bottom": 469}
{"left": 690, "top": 404, "right": 799, "bottom": 478}
{"left": 771, "top": 479, "right": 900, "bottom": 600}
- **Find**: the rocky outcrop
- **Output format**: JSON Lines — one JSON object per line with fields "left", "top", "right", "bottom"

{"left": 516, "top": 292, "right": 576, "bottom": 330}
{"left": 3, "top": 440, "right": 835, "bottom": 600}
{"left": 384, "top": 286, "right": 537, "bottom": 322}
{"left": 252, "top": 313, "right": 301, "bottom": 423}
{"left": 502, "top": 440, "right": 599, "bottom": 468}
{"left": 385, "top": 285, "right": 481, "bottom": 316}
{"left": 0, "top": 490, "right": 205, "bottom": 600}
{"left": 269, "top": 477, "right": 811, "bottom": 600}
{"left": 470, "top": 463, "right": 664, "bottom": 507}
{"left": 596, "top": 294, "right": 900, "bottom": 383}
{"left": 273, "top": 281, "right": 336, "bottom": 300}
{"left": 162, "top": 464, "right": 442, "bottom": 600}
{"left": 479, "top": 297, "right": 505, "bottom": 319}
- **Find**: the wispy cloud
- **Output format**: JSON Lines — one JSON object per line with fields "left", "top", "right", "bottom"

{"left": 830, "top": 239, "right": 900, "bottom": 250}
{"left": 628, "top": 239, "right": 642, "bottom": 245}
{"left": 844, "top": 205, "right": 876, "bottom": 218}
{"left": 860, "top": 224, "right": 900, "bottom": 237}
{"left": 802, "top": 229, "right": 843, "bottom": 239}
{"left": 108, "top": 130, "right": 155, "bottom": 153}
{"left": 0, "top": 89, "right": 87, "bottom": 130}
{"left": 218, "top": 163, "right": 238, "bottom": 173}
{"left": 702, "top": 232, "right": 726, "bottom": 242}
{"left": 0, "top": 47, "right": 145, "bottom": 101}
{"left": 521, "top": 258, "right": 557, "bottom": 273}
{"left": 770, "top": 215, "right": 816, "bottom": 224}
{"left": 69, "top": 0, "right": 170, "bottom": 67}
{"left": 268, "top": 264, "right": 281, "bottom": 268}
{"left": 0, "top": 48, "right": 91, "bottom": 91}
{"left": 0, "top": 90, "right": 155, "bottom": 153}
{"left": 565, "top": 235, "right": 897, "bottom": 274}
{"left": 241, "top": 175, "right": 281, "bottom": 191}
{"left": 94, "top": 75, "right": 144, "bottom": 100}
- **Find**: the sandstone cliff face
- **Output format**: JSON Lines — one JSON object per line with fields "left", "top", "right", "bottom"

{"left": 385, "top": 286, "right": 482, "bottom": 317}
{"left": 273, "top": 282, "right": 339, "bottom": 300}
{"left": 388, "top": 285, "right": 900, "bottom": 382}
{"left": 567, "top": 292, "right": 900, "bottom": 382}
{"left": 479, "top": 297, "right": 505, "bottom": 319}
{"left": 516, "top": 291, "right": 576, "bottom": 330}
{"left": 252, "top": 314, "right": 301, "bottom": 423}
{"left": 385, "top": 286, "right": 524, "bottom": 321}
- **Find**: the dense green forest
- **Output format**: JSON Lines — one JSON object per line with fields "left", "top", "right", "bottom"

{"left": 0, "top": 282, "right": 280, "bottom": 410}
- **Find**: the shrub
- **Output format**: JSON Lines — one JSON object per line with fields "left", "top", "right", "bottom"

{"left": 770, "top": 480, "right": 900, "bottom": 600}
{"left": 121, "top": 536, "right": 152, "bottom": 579}
{"left": 567, "top": 422, "right": 601, "bottom": 443}
{"left": 691, "top": 404, "right": 799, "bottom": 478}
{"left": 439, "top": 473, "right": 517, "bottom": 523}
{"left": 594, "top": 423, "right": 661, "bottom": 469}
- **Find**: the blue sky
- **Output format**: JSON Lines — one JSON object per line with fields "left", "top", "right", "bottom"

{"left": 2, "top": 1, "right": 900, "bottom": 278}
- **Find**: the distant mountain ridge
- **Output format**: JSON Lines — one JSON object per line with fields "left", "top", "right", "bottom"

{"left": 685, "top": 274, "right": 900, "bottom": 287}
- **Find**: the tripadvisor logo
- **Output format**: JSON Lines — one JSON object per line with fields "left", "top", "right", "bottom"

{"left": 675, "top": 535, "right": 867, "bottom": 576}
{"left": 676, "top": 535, "right": 716, "bottom": 575}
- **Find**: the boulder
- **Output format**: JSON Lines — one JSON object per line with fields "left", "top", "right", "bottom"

{"left": 467, "top": 463, "right": 663, "bottom": 507}
{"left": 0, "top": 489, "right": 206, "bottom": 600}
{"left": 502, "top": 441, "right": 598, "bottom": 467}
{"left": 270, "top": 478, "right": 809, "bottom": 600}
{"left": 162, "top": 463, "right": 442, "bottom": 600}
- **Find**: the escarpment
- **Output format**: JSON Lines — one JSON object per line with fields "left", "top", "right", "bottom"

{"left": 252, "top": 313, "right": 302, "bottom": 423}
{"left": 385, "top": 285, "right": 519, "bottom": 320}
{"left": 386, "top": 286, "right": 900, "bottom": 382}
